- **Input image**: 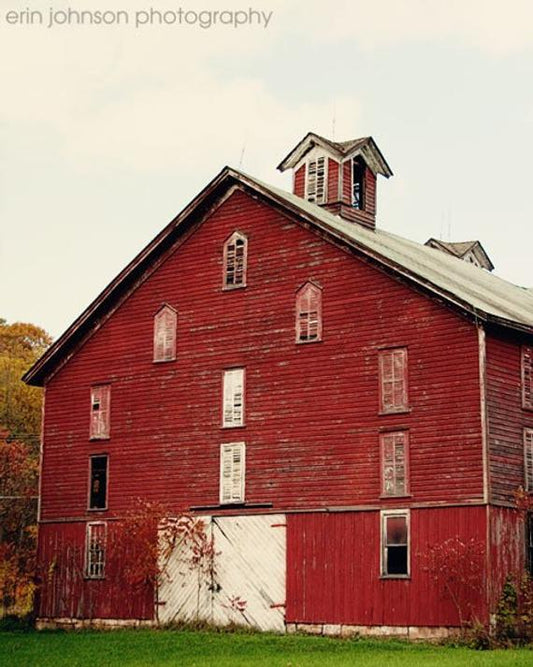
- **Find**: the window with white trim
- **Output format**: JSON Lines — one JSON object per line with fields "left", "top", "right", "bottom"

{"left": 381, "top": 511, "right": 409, "bottom": 577}
{"left": 89, "top": 455, "right": 108, "bottom": 510}
{"left": 296, "top": 282, "right": 322, "bottom": 343}
{"left": 525, "top": 428, "right": 533, "bottom": 492}
{"left": 522, "top": 346, "right": 533, "bottom": 410}
{"left": 223, "top": 232, "right": 247, "bottom": 289}
{"left": 379, "top": 348, "right": 408, "bottom": 414}
{"left": 220, "top": 442, "right": 245, "bottom": 504}
{"left": 306, "top": 156, "right": 326, "bottom": 204}
{"left": 90, "top": 385, "right": 110, "bottom": 439}
{"left": 85, "top": 522, "right": 107, "bottom": 579}
{"left": 381, "top": 431, "right": 409, "bottom": 497}
{"left": 223, "top": 368, "right": 245, "bottom": 427}
{"left": 153, "top": 305, "right": 177, "bottom": 362}
{"left": 352, "top": 157, "right": 365, "bottom": 210}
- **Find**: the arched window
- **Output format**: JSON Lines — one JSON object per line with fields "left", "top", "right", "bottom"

{"left": 295, "top": 282, "right": 322, "bottom": 343}
{"left": 223, "top": 232, "right": 247, "bottom": 289}
{"left": 153, "top": 305, "right": 177, "bottom": 362}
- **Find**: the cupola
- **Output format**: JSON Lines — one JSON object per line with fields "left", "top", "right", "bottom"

{"left": 277, "top": 132, "right": 392, "bottom": 230}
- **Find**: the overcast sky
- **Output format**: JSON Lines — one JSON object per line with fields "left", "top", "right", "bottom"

{"left": 1, "top": 0, "right": 532, "bottom": 339}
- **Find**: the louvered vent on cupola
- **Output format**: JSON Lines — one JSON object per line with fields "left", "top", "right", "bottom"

{"left": 277, "top": 132, "right": 393, "bottom": 230}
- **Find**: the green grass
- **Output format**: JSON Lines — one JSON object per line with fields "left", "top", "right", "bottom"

{"left": 1, "top": 628, "right": 532, "bottom": 667}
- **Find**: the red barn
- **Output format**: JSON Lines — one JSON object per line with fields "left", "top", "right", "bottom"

{"left": 25, "top": 132, "right": 533, "bottom": 636}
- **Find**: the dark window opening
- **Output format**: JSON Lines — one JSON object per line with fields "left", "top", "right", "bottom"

{"left": 352, "top": 158, "right": 365, "bottom": 210}
{"left": 89, "top": 455, "right": 108, "bottom": 510}
{"left": 383, "top": 513, "right": 409, "bottom": 577}
{"left": 527, "top": 514, "right": 533, "bottom": 577}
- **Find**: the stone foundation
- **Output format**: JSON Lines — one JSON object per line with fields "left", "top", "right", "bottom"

{"left": 285, "top": 622, "right": 459, "bottom": 641}
{"left": 36, "top": 618, "right": 154, "bottom": 631}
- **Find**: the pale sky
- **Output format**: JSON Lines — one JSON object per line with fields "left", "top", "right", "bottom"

{"left": 1, "top": 0, "right": 532, "bottom": 339}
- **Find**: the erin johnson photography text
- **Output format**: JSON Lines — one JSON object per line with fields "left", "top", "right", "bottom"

{"left": 3, "top": 6, "right": 274, "bottom": 29}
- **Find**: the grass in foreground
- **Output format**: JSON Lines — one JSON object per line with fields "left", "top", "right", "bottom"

{"left": 1, "top": 627, "right": 532, "bottom": 667}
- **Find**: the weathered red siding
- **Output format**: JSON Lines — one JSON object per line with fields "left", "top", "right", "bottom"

{"left": 365, "top": 168, "right": 377, "bottom": 217}
{"left": 41, "top": 189, "right": 484, "bottom": 522}
{"left": 37, "top": 523, "right": 153, "bottom": 620}
{"left": 327, "top": 158, "right": 339, "bottom": 203}
{"left": 286, "top": 506, "right": 488, "bottom": 627}
{"left": 293, "top": 165, "right": 305, "bottom": 198}
{"left": 488, "top": 505, "right": 525, "bottom": 611}
{"left": 486, "top": 331, "right": 533, "bottom": 504}
{"left": 41, "top": 189, "right": 484, "bottom": 521}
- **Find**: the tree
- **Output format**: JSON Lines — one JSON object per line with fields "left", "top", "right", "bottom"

{"left": 0, "top": 319, "right": 52, "bottom": 452}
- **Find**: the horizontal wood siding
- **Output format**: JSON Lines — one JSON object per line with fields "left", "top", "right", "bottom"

{"left": 293, "top": 165, "right": 305, "bottom": 198}
{"left": 486, "top": 332, "right": 533, "bottom": 504}
{"left": 37, "top": 523, "right": 153, "bottom": 620}
{"left": 365, "top": 168, "right": 377, "bottom": 217}
{"left": 488, "top": 506, "right": 525, "bottom": 611}
{"left": 286, "top": 506, "right": 488, "bottom": 627}
{"left": 41, "top": 188, "right": 484, "bottom": 521}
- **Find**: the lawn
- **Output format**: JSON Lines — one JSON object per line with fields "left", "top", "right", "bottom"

{"left": 1, "top": 628, "right": 532, "bottom": 667}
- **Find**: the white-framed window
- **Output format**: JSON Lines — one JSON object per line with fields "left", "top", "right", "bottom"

{"left": 296, "top": 282, "right": 322, "bottom": 343}
{"left": 378, "top": 348, "right": 408, "bottom": 414}
{"left": 223, "top": 231, "right": 247, "bottom": 289}
{"left": 85, "top": 521, "right": 107, "bottom": 579}
{"left": 88, "top": 454, "right": 108, "bottom": 510}
{"left": 525, "top": 428, "right": 533, "bottom": 491}
{"left": 220, "top": 442, "right": 245, "bottom": 504}
{"left": 381, "top": 510, "right": 410, "bottom": 578}
{"left": 90, "top": 385, "right": 110, "bottom": 439}
{"left": 305, "top": 156, "right": 327, "bottom": 204}
{"left": 381, "top": 431, "right": 409, "bottom": 497}
{"left": 223, "top": 368, "right": 245, "bottom": 427}
{"left": 153, "top": 305, "right": 177, "bottom": 362}
{"left": 352, "top": 156, "right": 365, "bottom": 210}
{"left": 522, "top": 346, "right": 533, "bottom": 410}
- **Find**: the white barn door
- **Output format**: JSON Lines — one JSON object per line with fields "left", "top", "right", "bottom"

{"left": 159, "top": 514, "right": 286, "bottom": 632}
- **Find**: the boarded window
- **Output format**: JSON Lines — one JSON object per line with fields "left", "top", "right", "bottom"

{"left": 381, "top": 431, "right": 409, "bottom": 496}
{"left": 223, "top": 232, "right": 247, "bottom": 289}
{"left": 223, "top": 368, "right": 245, "bottom": 427}
{"left": 153, "top": 305, "right": 177, "bottom": 362}
{"left": 220, "top": 442, "right": 245, "bottom": 504}
{"left": 379, "top": 348, "right": 408, "bottom": 413}
{"left": 525, "top": 428, "right": 533, "bottom": 492}
{"left": 306, "top": 156, "right": 326, "bottom": 204}
{"left": 522, "top": 346, "right": 533, "bottom": 409}
{"left": 90, "top": 385, "right": 110, "bottom": 439}
{"left": 352, "top": 157, "right": 365, "bottom": 210}
{"left": 296, "top": 282, "right": 322, "bottom": 343}
{"left": 85, "top": 522, "right": 106, "bottom": 579}
{"left": 89, "top": 455, "right": 108, "bottom": 510}
{"left": 381, "top": 511, "right": 409, "bottom": 577}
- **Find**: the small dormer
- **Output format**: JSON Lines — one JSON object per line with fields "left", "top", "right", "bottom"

{"left": 424, "top": 239, "right": 494, "bottom": 271}
{"left": 277, "top": 132, "right": 392, "bottom": 230}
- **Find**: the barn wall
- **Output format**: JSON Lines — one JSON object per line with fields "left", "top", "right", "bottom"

{"left": 286, "top": 506, "right": 488, "bottom": 627}
{"left": 40, "top": 188, "right": 484, "bottom": 520}
{"left": 327, "top": 158, "right": 339, "bottom": 203}
{"left": 293, "top": 165, "right": 305, "bottom": 198}
{"left": 488, "top": 505, "right": 525, "bottom": 611}
{"left": 485, "top": 332, "right": 533, "bottom": 504}
{"left": 36, "top": 522, "right": 153, "bottom": 621}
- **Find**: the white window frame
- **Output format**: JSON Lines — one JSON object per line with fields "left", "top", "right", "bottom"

{"left": 90, "top": 385, "right": 111, "bottom": 440}
{"left": 525, "top": 428, "right": 533, "bottom": 492}
{"left": 85, "top": 521, "right": 107, "bottom": 579}
{"left": 223, "top": 231, "right": 248, "bottom": 289}
{"left": 222, "top": 368, "right": 245, "bottom": 427}
{"left": 380, "top": 509, "right": 410, "bottom": 578}
{"left": 305, "top": 155, "right": 327, "bottom": 205}
{"left": 219, "top": 442, "right": 245, "bottom": 505}
{"left": 153, "top": 304, "right": 177, "bottom": 362}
